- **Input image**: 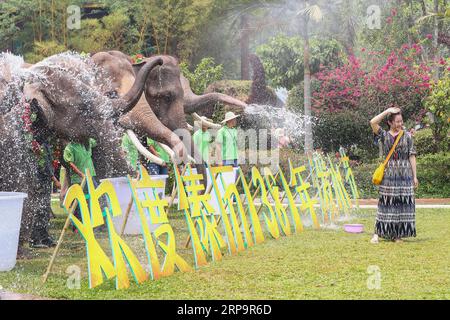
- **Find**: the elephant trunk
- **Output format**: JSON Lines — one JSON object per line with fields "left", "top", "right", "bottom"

{"left": 113, "top": 57, "right": 163, "bottom": 116}
{"left": 184, "top": 92, "right": 248, "bottom": 115}
{"left": 180, "top": 73, "right": 247, "bottom": 115}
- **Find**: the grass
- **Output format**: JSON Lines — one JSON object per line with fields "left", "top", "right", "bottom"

{"left": 0, "top": 207, "right": 449, "bottom": 300}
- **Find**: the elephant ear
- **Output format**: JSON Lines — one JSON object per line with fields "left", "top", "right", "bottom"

{"left": 181, "top": 74, "right": 248, "bottom": 115}
{"left": 23, "top": 82, "right": 54, "bottom": 128}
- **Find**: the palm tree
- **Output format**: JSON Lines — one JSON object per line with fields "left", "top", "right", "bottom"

{"left": 297, "top": 2, "right": 323, "bottom": 153}
{"left": 225, "top": 0, "right": 287, "bottom": 80}
{"left": 416, "top": 0, "right": 450, "bottom": 80}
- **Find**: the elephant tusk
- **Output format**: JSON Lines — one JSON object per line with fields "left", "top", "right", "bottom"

{"left": 157, "top": 142, "right": 176, "bottom": 163}
{"left": 192, "top": 112, "right": 222, "bottom": 129}
{"left": 188, "top": 155, "right": 196, "bottom": 164}
{"left": 126, "top": 130, "right": 165, "bottom": 166}
{"left": 160, "top": 142, "right": 196, "bottom": 164}
{"left": 187, "top": 123, "right": 194, "bottom": 131}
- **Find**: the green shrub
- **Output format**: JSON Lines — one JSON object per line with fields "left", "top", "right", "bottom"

{"left": 424, "top": 63, "right": 450, "bottom": 153}
{"left": 414, "top": 128, "right": 450, "bottom": 155}
{"left": 179, "top": 57, "right": 224, "bottom": 94}
{"left": 416, "top": 152, "right": 450, "bottom": 198}
{"left": 414, "top": 128, "right": 436, "bottom": 155}
{"left": 25, "top": 41, "right": 67, "bottom": 64}
{"left": 351, "top": 161, "right": 379, "bottom": 199}
{"left": 352, "top": 152, "right": 450, "bottom": 199}
{"left": 313, "top": 109, "right": 377, "bottom": 159}
{"left": 256, "top": 35, "right": 344, "bottom": 90}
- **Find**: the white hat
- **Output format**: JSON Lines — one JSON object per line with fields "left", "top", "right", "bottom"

{"left": 221, "top": 111, "right": 240, "bottom": 124}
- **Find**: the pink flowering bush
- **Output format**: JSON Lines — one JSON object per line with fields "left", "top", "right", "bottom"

{"left": 312, "top": 44, "right": 434, "bottom": 121}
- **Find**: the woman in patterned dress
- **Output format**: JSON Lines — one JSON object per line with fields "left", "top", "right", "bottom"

{"left": 369, "top": 107, "right": 419, "bottom": 243}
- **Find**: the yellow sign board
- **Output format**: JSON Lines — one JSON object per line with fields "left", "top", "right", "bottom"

{"left": 62, "top": 154, "right": 358, "bottom": 289}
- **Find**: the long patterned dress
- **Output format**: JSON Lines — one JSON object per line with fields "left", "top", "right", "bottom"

{"left": 374, "top": 128, "right": 417, "bottom": 240}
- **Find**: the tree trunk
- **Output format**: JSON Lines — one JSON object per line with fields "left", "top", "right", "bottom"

{"left": 303, "top": 17, "right": 313, "bottom": 153}
{"left": 420, "top": 0, "right": 427, "bottom": 16}
{"left": 240, "top": 14, "right": 250, "bottom": 80}
{"left": 407, "top": 0, "right": 415, "bottom": 44}
{"left": 433, "top": 0, "right": 440, "bottom": 81}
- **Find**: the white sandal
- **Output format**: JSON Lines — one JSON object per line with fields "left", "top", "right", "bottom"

{"left": 370, "top": 235, "right": 379, "bottom": 244}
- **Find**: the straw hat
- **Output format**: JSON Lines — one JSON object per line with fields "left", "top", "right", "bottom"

{"left": 221, "top": 111, "right": 240, "bottom": 124}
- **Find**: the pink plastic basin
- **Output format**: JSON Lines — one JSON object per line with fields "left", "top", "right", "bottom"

{"left": 344, "top": 224, "right": 364, "bottom": 233}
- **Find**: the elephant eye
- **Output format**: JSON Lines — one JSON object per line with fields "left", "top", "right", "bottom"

{"left": 105, "top": 90, "right": 119, "bottom": 99}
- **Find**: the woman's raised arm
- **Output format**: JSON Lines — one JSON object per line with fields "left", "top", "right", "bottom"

{"left": 369, "top": 107, "right": 401, "bottom": 134}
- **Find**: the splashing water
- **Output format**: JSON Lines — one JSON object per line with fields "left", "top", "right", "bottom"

{"left": 1, "top": 51, "right": 133, "bottom": 196}
{"left": 275, "top": 87, "right": 288, "bottom": 106}
{"left": 244, "top": 104, "right": 316, "bottom": 145}
{"left": 27, "top": 51, "right": 117, "bottom": 117}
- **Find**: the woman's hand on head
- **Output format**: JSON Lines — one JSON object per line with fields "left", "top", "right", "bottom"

{"left": 387, "top": 107, "right": 401, "bottom": 114}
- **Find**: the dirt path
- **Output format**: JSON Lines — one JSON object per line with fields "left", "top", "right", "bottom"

{"left": 358, "top": 198, "right": 450, "bottom": 205}
{"left": 0, "top": 290, "right": 54, "bottom": 300}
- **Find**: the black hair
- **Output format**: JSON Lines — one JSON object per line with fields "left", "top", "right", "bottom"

{"left": 386, "top": 112, "right": 402, "bottom": 130}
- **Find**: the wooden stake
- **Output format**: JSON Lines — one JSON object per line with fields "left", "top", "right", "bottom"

{"left": 120, "top": 171, "right": 140, "bottom": 237}
{"left": 42, "top": 177, "right": 86, "bottom": 284}
{"left": 167, "top": 165, "right": 187, "bottom": 208}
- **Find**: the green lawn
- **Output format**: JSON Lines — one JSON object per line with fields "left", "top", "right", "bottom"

{"left": 0, "top": 208, "right": 449, "bottom": 300}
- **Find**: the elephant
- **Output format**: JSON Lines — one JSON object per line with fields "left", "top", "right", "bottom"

{"left": 91, "top": 52, "right": 248, "bottom": 187}
{"left": 91, "top": 51, "right": 187, "bottom": 164}
{"left": 0, "top": 51, "right": 162, "bottom": 248}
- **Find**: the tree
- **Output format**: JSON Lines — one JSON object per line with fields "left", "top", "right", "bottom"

{"left": 215, "top": 0, "right": 287, "bottom": 79}
{"left": 180, "top": 57, "right": 224, "bottom": 94}
{"left": 128, "top": 0, "right": 215, "bottom": 60}
{"left": 256, "top": 35, "right": 344, "bottom": 90}
{"left": 424, "top": 59, "right": 450, "bottom": 152}
{"left": 297, "top": 1, "right": 324, "bottom": 153}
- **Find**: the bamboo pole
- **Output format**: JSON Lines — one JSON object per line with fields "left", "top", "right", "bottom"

{"left": 42, "top": 177, "right": 86, "bottom": 284}
{"left": 167, "top": 165, "right": 187, "bottom": 208}
{"left": 119, "top": 171, "right": 140, "bottom": 237}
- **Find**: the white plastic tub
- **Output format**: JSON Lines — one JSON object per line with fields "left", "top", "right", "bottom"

{"left": 186, "top": 168, "right": 239, "bottom": 215}
{"left": 209, "top": 167, "right": 239, "bottom": 215}
{"left": 101, "top": 176, "right": 168, "bottom": 235}
{"left": 0, "top": 192, "right": 27, "bottom": 272}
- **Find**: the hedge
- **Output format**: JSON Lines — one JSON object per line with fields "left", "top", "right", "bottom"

{"left": 352, "top": 152, "right": 450, "bottom": 199}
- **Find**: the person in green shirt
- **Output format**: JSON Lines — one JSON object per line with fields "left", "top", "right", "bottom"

{"left": 193, "top": 116, "right": 213, "bottom": 166}
{"left": 121, "top": 133, "right": 139, "bottom": 171}
{"left": 145, "top": 137, "right": 171, "bottom": 175}
{"left": 63, "top": 138, "right": 97, "bottom": 184}
{"left": 216, "top": 111, "right": 240, "bottom": 167}
{"left": 63, "top": 138, "right": 98, "bottom": 230}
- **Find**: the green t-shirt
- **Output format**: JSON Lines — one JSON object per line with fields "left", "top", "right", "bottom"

{"left": 193, "top": 129, "right": 212, "bottom": 163}
{"left": 121, "top": 134, "right": 139, "bottom": 170}
{"left": 63, "top": 138, "right": 97, "bottom": 184}
{"left": 216, "top": 126, "right": 238, "bottom": 161}
{"left": 146, "top": 138, "right": 171, "bottom": 163}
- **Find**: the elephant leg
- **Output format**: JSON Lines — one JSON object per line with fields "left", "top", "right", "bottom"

{"left": 29, "top": 169, "right": 53, "bottom": 245}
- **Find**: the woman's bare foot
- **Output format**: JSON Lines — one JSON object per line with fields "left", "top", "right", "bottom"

{"left": 370, "top": 234, "right": 379, "bottom": 244}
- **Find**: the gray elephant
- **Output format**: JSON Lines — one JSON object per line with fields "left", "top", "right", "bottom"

{"left": 92, "top": 52, "right": 248, "bottom": 184}
{"left": 0, "top": 52, "right": 162, "bottom": 249}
